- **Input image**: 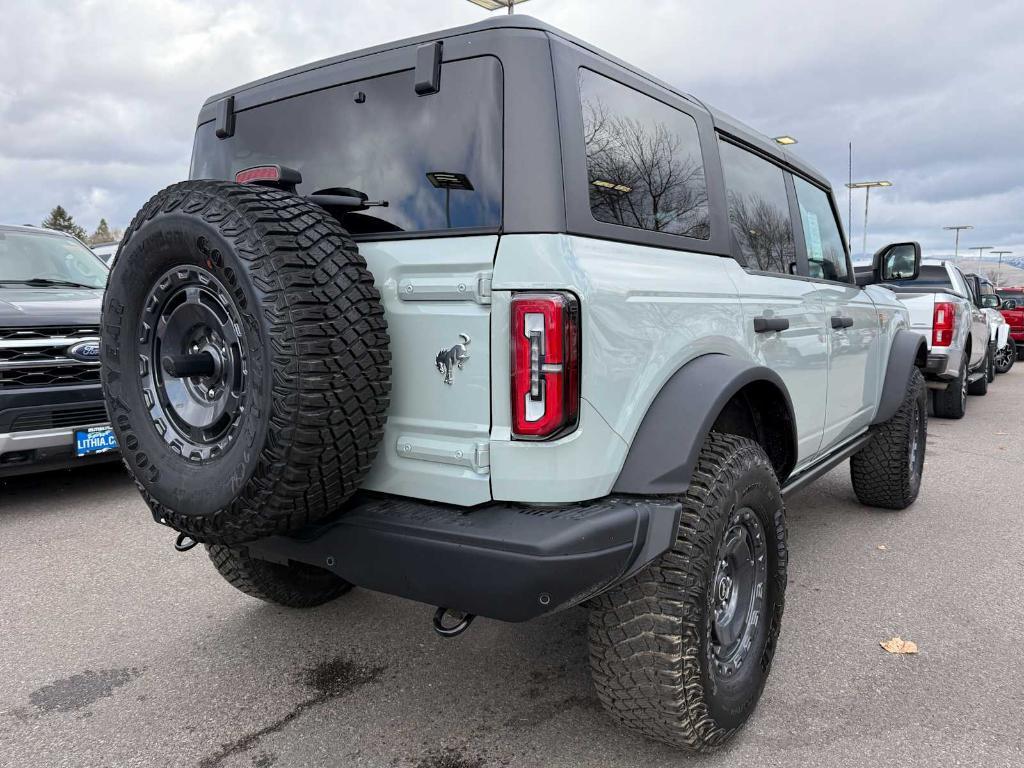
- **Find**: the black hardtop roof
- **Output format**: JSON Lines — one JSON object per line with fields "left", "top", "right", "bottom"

{"left": 202, "top": 14, "right": 829, "bottom": 188}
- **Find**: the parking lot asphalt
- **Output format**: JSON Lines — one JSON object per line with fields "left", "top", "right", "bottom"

{"left": 2, "top": 369, "right": 1022, "bottom": 768}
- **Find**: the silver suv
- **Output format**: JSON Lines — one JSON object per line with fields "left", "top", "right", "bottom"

{"left": 101, "top": 16, "right": 929, "bottom": 752}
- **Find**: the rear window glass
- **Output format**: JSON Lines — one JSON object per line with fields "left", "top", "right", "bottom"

{"left": 579, "top": 69, "right": 710, "bottom": 240}
{"left": 885, "top": 265, "right": 953, "bottom": 289}
{"left": 191, "top": 57, "right": 503, "bottom": 236}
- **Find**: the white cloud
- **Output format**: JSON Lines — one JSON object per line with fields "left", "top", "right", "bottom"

{"left": 1, "top": 0, "right": 1020, "bottom": 258}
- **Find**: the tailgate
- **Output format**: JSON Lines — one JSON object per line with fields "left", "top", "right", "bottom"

{"left": 895, "top": 292, "right": 936, "bottom": 347}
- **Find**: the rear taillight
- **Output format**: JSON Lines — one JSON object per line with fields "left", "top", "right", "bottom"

{"left": 933, "top": 301, "right": 956, "bottom": 346}
{"left": 510, "top": 292, "right": 580, "bottom": 439}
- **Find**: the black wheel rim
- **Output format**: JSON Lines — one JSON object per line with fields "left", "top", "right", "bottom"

{"left": 710, "top": 507, "right": 768, "bottom": 677}
{"left": 138, "top": 265, "right": 248, "bottom": 462}
{"left": 995, "top": 345, "right": 1011, "bottom": 370}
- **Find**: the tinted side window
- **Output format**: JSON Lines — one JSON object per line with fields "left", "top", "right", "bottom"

{"left": 793, "top": 176, "right": 849, "bottom": 282}
{"left": 718, "top": 140, "right": 795, "bottom": 274}
{"left": 579, "top": 70, "right": 710, "bottom": 239}
{"left": 191, "top": 58, "right": 503, "bottom": 236}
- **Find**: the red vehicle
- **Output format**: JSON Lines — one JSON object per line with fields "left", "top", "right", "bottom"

{"left": 997, "top": 286, "right": 1024, "bottom": 360}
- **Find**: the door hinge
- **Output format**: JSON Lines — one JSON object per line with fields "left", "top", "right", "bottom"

{"left": 397, "top": 271, "right": 492, "bottom": 305}
{"left": 397, "top": 435, "right": 491, "bottom": 474}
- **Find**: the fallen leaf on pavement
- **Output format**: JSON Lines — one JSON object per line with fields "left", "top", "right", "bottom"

{"left": 880, "top": 637, "right": 918, "bottom": 654}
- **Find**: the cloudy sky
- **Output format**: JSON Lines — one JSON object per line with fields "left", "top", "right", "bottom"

{"left": 2, "top": 0, "right": 1021, "bottom": 263}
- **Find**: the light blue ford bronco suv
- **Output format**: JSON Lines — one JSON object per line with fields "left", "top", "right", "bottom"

{"left": 102, "top": 16, "right": 930, "bottom": 751}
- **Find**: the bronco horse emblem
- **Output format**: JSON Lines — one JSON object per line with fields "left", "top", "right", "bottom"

{"left": 435, "top": 333, "right": 471, "bottom": 385}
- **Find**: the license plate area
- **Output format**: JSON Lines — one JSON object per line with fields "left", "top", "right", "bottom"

{"left": 75, "top": 426, "right": 118, "bottom": 457}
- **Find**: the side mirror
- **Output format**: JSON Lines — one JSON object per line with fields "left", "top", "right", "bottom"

{"left": 980, "top": 294, "right": 1001, "bottom": 309}
{"left": 872, "top": 241, "right": 921, "bottom": 283}
{"left": 1004, "top": 299, "right": 1019, "bottom": 310}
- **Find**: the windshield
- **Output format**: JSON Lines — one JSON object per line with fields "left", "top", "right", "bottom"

{"left": 0, "top": 229, "right": 108, "bottom": 288}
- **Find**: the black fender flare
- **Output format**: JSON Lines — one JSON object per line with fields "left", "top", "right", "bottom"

{"left": 612, "top": 354, "right": 797, "bottom": 495}
{"left": 872, "top": 329, "right": 928, "bottom": 425}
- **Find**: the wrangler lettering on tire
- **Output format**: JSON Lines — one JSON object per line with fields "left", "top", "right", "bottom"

{"left": 101, "top": 180, "right": 391, "bottom": 545}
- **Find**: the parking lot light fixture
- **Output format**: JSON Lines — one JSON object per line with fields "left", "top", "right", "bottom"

{"left": 845, "top": 180, "right": 893, "bottom": 258}
{"left": 990, "top": 251, "right": 1013, "bottom": 286}
{"left": 943, "top": 225, "right": 973, "bottom": 260}
{"left": 466, "top": 0, "right": 531, "bottom": 13}
{"left": 969, "top": 245, "right": 992, "bottom": 272}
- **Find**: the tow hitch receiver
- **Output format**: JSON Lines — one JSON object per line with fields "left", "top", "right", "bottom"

{"left": 433, "top": 607, "right": 475, "bottom": 638}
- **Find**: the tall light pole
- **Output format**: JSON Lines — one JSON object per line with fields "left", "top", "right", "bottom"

{"left": 466, "top": 0, "right": 531, "bottom": 13}
{"left": 970, "top": 246, "right": 992, "bottom": 273}
{"left": 990, "top": 250, "right": 1013, "bottom": 286}
{"left": 845, "top": 180, "right": 892, "bottom": 259}
{"left": 943, "top": 225, "right": 973, "bottom": 260}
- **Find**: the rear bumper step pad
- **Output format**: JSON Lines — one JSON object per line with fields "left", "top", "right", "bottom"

{"left": 246, "top": 494, "right": 682, "bottom": 622}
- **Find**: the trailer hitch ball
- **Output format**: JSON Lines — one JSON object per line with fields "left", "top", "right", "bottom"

{"left": 432, "top": 607, "right": 476, "bottom": 638}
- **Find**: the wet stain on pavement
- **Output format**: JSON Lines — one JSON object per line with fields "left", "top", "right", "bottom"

{"left": 27, "top": 667, "right": 142, "bottom": 715}
{"left": 198, "top": 656, "right": 385, "bottom": 768}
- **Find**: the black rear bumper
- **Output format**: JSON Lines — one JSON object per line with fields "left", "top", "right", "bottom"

{"left": 246, "top": 494, "right": 682, "bottom": 622}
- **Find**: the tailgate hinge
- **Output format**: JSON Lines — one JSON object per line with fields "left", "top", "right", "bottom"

{"left": 476, "top": 273, "right": 492, "bottom": 305}
{"left": 473, "top": 441, "right": 490, "bottom": 473}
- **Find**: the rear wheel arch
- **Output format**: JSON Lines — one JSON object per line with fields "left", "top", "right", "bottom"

{"left": 873, "top": 329, "right": 928, "bottom": 425}
{"left": 612, "top": 354, "right": 798, "bottom": 494}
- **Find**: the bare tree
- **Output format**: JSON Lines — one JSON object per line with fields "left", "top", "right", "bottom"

{"left": 583, "top": 99, "right": 709, "bottom": 238}
{"left": 727, "top": 193, "right": 794, "bottom": 273}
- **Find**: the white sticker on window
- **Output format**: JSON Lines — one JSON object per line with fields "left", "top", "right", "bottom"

{"left": 802, "top": 207, "right": 823, "bottom": 262}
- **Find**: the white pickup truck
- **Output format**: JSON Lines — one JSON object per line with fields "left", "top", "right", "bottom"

{"left": 874, "top": 257, "right": 990, "bottom": 418}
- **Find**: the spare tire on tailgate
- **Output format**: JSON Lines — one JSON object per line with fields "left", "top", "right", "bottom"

{"left": 101, "top": 180, "right": 391, "bottom": 545}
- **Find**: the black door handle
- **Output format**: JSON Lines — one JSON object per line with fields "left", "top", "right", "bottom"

{"left": 753, "top": 317, "right": 790, "bottom": 333}
{"left": 831, "top": 316, "right": 854, "bottom": 329}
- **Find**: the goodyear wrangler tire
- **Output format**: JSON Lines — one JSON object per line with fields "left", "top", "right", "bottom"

{"left": 850, "top": 367, "right": 926, "bottom": 510}
{"left": 588, "top": 433, "right": 787, "bottom": 752}
{"left": 101, "top": 181, "right": 390, "bottom": 545}
{"left": 206, "top": 545, "right": 351, "bottom": 607}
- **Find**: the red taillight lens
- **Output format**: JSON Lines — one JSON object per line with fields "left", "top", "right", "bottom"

{"left": 933, "top": 301, "right": 956, "bottom": 346}
{"left": 510, "top": 292, "right": 580, "bottom": 439}
{"left": 235, "top": 166, "right": 282, "bottom": 184}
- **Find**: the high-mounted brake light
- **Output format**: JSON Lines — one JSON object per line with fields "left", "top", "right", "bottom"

{"left": 510, "top": 292, "right": 580, "bottom": 439}
{"left": 933, "top": 301, "right": 956, "bottom": 346}
{"left": 234, "top": 165, "right": 302, "bottom": 190}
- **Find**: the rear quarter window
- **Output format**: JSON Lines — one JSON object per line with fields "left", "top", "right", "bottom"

{"left": 578, "top": 69, "right": 710, "bottom": 239}
{"left": 191, "top": 57, "right": 503, "bottom": 237}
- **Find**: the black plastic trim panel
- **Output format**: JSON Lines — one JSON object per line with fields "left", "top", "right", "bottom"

{"left": 245, "top": 493, "right": 682, "bottom": 622}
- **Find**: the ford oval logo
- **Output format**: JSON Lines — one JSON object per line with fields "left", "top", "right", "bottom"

{"left": 67, "top": 339, "right": 101, "bottom": 362}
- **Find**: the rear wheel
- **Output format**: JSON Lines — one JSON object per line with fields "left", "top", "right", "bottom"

{"left": 207, "top": 545, "right": 351, "bottom": 607}
{"left": 588, "top": 433, "right": 787, "bottom": 752}
{"left": 101, "top": 181, "right": 391, "bottom": 545}
{"left": 995, "top": 339, "right": 1016, "bottom": 374}
{"left": 968, "top": 350, "right": 989, "bottom": 396}
{"left": 933, "top": 358, "right": 967, "bottom": 419}
{"left": 850, "top": 367, "right": 927, "bottom": 509}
